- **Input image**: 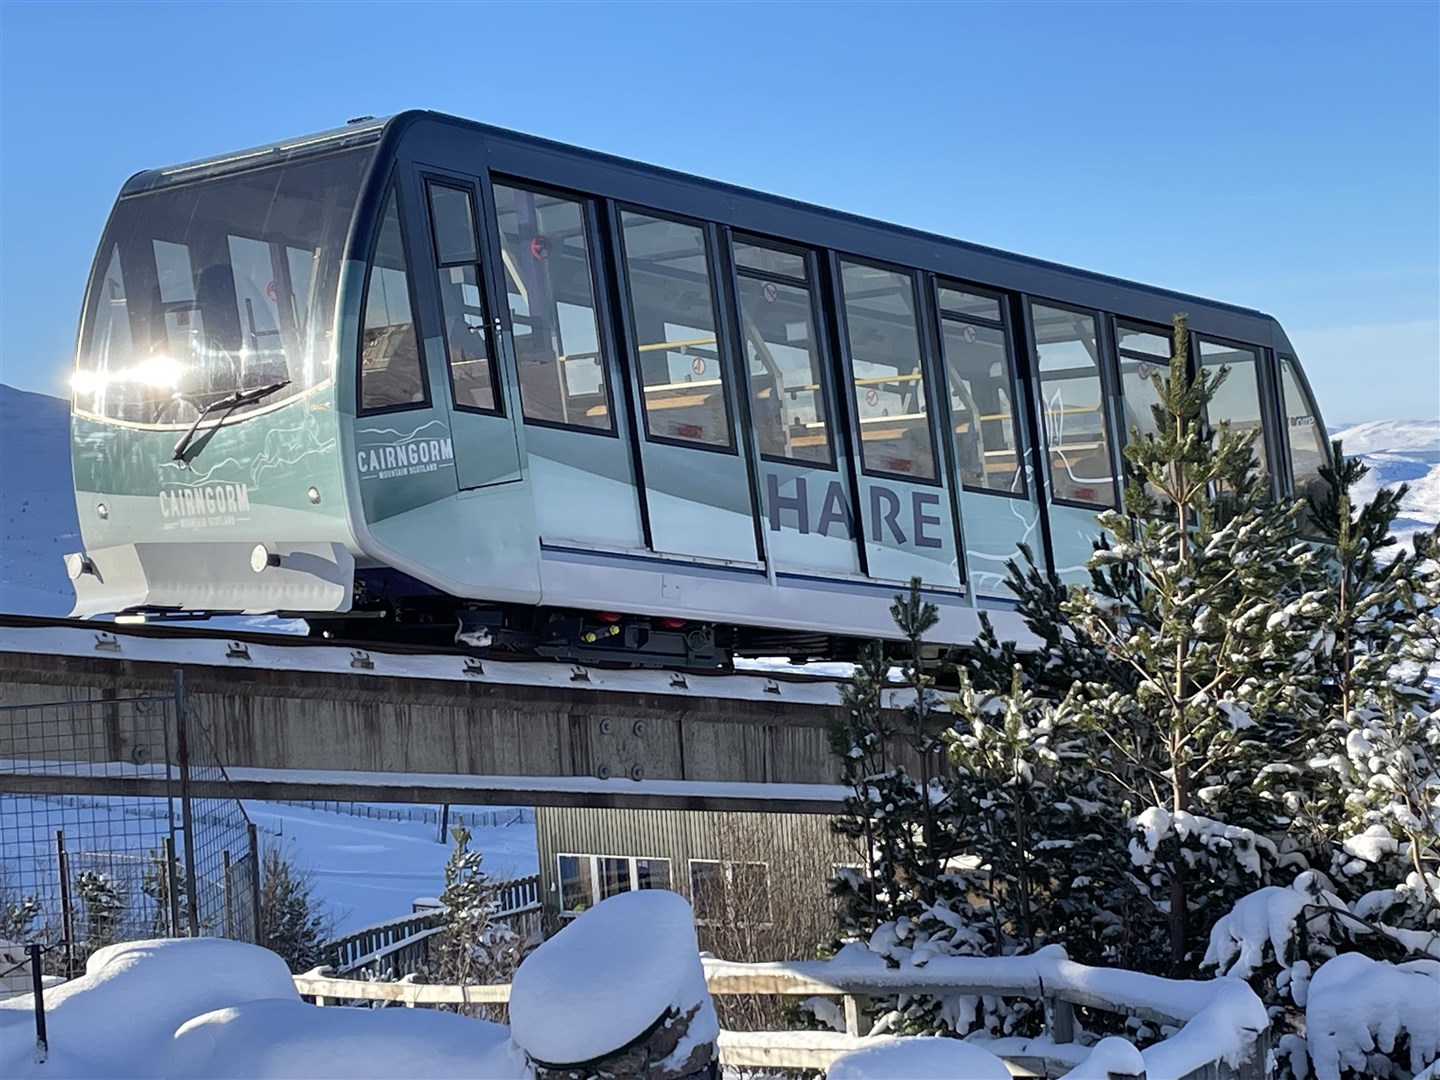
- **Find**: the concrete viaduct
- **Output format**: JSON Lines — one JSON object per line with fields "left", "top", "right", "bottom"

{"left": 0, "top": 617, "right": 925, "bottom": 813}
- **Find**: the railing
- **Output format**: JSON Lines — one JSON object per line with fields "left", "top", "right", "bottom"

{"left": 270, "top": 801, "right": 534, "bottom": 832}
{"left": 323, "top": 874, "right": 541, "bottom": 975}
{"left": 327, "top": 910, "right": 445, "bottom": 974}
{"left": 493, "top": 873, "right": 540, "bottom": 916}
{"left": 292, "top": 947, "right": 1270, "bottom": 1080}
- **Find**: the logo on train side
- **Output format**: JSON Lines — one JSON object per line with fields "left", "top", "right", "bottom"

{"left": 158, "top": 480, "right": 252, "bottom": 529}
{"left": 356, "top": 420, "right": 456, "bottom": 482}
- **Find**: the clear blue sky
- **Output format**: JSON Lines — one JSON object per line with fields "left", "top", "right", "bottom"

{"left": 2, "top": 0, "right": 1436, "bottom": 424}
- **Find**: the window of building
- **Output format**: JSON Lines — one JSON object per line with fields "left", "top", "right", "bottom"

{"left": 620, "top": 210, "right": 732, "bottom": 448}
{"left": 360, "top": 185, "right": 427, "bottom": 412}
{"left": 557, "top": 854, "right": 672, "bottom": 920}
{"left": 427, "top": 182, "right": 497, "bottom": 413}
{"left": 1029, "top": 302, "right": 1116, "bottom": 506}
{"left": 493, "top": 183, "right": 614, "bottom": 432}
{"left": 558, "top": 854, "right": 594, "bottom": 916}
{"left": 1198, "top": 338, "right": 1269, "bottom": 484}
{"left": 688, "top": 859, "right": 770, "bottom": 925}
{"left": 733, "top": 237, "right": 832, "bottom": 465}
{"left": 936, "top": 284, "right": 1024, "bottom": 495}
{"left": 841, "top": 262, "right": 936, "bottom": 481}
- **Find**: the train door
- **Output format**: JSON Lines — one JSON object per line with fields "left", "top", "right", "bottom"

{"left": 487, "top": 181, "right": 644, "bottom": 550}
{"left": 728, "top": 236, "right": 860, "bottom": 576}
{"left": 833, "top": 259, "right": 961, "bottom": 588}
{"left": 1025, "top": 300, "right": 1122, "bottom": 578}
{"left": 935, "top": 283, "right": 1043, "bottom": 597}
{"left": 410, "top": 167, "right": 523, "bottom": 491}
{"left": 613, "top": 209, "right": 759, "bottom": 564}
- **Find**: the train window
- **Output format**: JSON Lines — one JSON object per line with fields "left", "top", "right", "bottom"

{"left": 428, "top": 185, "right": 477, "bottom": 265}
{"left": 75, "top": 149, "right": 369, "bottom": 423}
{"left": 427, "top": 182, "right": 497, "bottom": 414}
{"left": 1198, "top": 339, "right": 1269, "bottom": 483}
{"left": 733, "top": 238, "right": 832, "bottom": 465}
{"left": 620, "top": 211, "right": 732, "bottom": 448}
{"left": 359, "top": 185, "right": 427, "bottom": 412}
{"left": 937, "top": 285, "right": 1002, "bottom": 323}
{"left": 937, "top": 285, "right": 1024, "bottom": 495}
{"left": 493, "top": 183, "right": 614, "bottom": 433}
{"left": 1115, "top": 322, "right": 1172, "bottom": 445}
{"left": 1030, "top": 302, "right": 1116, "bottom": 506}
{"left": 1280, "top": 356, "right": 1329, "bottom": 507}
{"left": 733, "top": 242, "right": 806, "bottom": 280}
{"left": 841, "top": 262, "right": 936, "bottom": 481}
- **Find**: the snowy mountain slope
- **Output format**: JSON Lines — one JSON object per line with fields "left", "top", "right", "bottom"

{"left": 0, "top": 384, "right": 79, "bottom": 616}
{"left": 1330, "top": 419, "right": 1440, "bottom": 545}
{"left": 0, "top": 384, "right": 1436, "bottom": 620}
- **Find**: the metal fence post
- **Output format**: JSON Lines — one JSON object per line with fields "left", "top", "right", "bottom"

{"left": 163, "top": 835, "right": 182, "bottom": 937}
{"left": 29, "top": 943, "right": 48, "bottom": 1064}
{"left": 55, "top": 830, "right": 74, "bottom": 978}
{"left": 174, "top": 670, "right": 200, "bottom": 937}
{"left": 222, "top": 850, "right": 234, "bottom": 939}
{"left": 248, "top": 822, "right": 263, "bottom": 947}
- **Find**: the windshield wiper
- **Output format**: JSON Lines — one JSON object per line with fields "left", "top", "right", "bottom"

{"left": 172, "top": 380, "right": 290, "bottom": 462}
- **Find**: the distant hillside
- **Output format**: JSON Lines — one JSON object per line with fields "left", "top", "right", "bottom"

{"left": 0, "top": 384, "right": 78, "bottom": 616}
{"left": 1331, "top": 419, "right": 1440, "bottom": 546}
{"left": 0, "top": 384, "right": 1435, "bottom": 618}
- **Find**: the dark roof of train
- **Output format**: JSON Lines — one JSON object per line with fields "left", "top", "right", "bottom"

{"left": 118, "top": 109, "right": 1280, "bottom": 330}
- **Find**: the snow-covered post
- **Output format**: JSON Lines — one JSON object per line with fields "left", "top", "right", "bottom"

{"left": 509, "top": 890, "right": 717, "bottom": 1080}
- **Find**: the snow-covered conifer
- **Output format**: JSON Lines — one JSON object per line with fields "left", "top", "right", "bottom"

{"left": 432, "top": 824, "right": 519, "bottom": 1011}
{"left": 258, "top": 846, "right": 329, "bottom": 973}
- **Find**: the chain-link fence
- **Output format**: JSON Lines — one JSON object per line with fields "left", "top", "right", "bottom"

{"left": 0, "top": 671, "right": 259, "bottom": 975}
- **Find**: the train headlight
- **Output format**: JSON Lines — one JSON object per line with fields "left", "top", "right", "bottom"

{"left": 250, "top": 544, "right": 281, "bottom": 573}
{"left": 64, "top": 553, "right": 98, "bottom": 580}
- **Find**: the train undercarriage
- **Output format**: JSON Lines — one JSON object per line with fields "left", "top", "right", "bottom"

{"left": 294, "top": 570, "right": 857, "bottom": 670}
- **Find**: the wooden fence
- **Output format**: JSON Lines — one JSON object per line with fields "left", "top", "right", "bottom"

{"left": 324, "top": 874, "right": 542, "bottom": 975}
{"left": 292, "top": 950, "right": 1269, "bottom": 1080}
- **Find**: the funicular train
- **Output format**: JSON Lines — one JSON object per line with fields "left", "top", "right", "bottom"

{"left": 66, "top": 111, "right": 1332, "bottom": 666}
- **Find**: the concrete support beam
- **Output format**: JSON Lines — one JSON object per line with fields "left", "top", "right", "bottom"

{"left": 0, "top": 635, "right": 907, "bottom": 811}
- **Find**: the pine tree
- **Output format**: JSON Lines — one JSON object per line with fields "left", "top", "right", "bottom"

{"left": 75, "top": 870, "right": 127, "bottom": 954}
{"left": 140, "top": 845, "right": 189, "bottom": 937}
{"left": 1199, "top": 457, "right": 1440, "bottom": 1080}
{"left": 941, "top": 668, "right": 1134, "bottom": 965}
{"left": 259, "top": 846, "right": 329, "bottom": 972}
{"left": 1297, "top": 452, "right": 1440, "bottom": 940}
{"left": 1306, "top": 447, "right": 1436, "bottom": 713}
{"left": 829, "top": 582, "right": 961, "bottom": 947}
{"left": 0, "top": 893, "right": 41, "bottom": 943}
{"left": 432, "top": 825, "right": 518, "bottom": 1010}
{"left": 1051, "top": 314, "right": 1332, "bottom": 974}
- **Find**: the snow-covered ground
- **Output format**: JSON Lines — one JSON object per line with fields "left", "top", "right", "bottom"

{"left": 10, "top": 893, "right": 1416, "bottom": 1080}
{"left": 0, "top": 794, "right": 537, "bottom": 937}
{"left": 243, "top": 801, "right": 536, "bottom": 935}
{"left": 1331, "top": 419, "right": 1440, "bottom": 546}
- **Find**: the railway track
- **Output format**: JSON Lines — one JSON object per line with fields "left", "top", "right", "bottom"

{"left": 0, "top": 612, "right": 862, "bottom": 705}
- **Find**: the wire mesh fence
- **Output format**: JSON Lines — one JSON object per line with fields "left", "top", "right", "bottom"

{"left": 0, "top": 671, "right": 259, "bottom": 974}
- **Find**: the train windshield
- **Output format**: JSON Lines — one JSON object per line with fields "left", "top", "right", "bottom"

{"left": 73, "top": 147, "right": 373, "bottom": 424}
